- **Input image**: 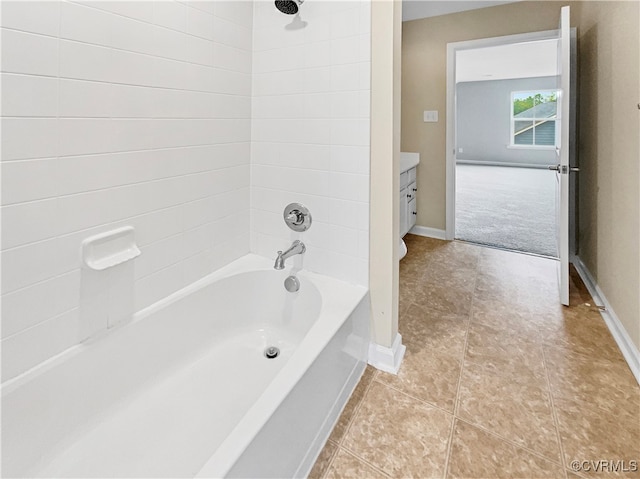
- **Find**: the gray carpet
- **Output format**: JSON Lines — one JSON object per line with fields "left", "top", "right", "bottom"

{"left": 455, "top": 164, "right": 557, "bottom": 257}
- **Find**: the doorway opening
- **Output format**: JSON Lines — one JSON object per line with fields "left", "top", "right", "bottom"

{"left": 451, "top": 38, "right": 560, "bottom": 258}
{"left": 455, "top": 163, "right": 557, "bottom": 256}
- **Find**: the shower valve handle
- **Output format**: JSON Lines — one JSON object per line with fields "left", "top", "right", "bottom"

{"left": 283, "top": 203, "right": 312, "bottom": 232}
{"left": 286, "top": 210, "right": 304, "bottom": 225}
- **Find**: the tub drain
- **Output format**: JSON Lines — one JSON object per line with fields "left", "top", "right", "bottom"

{"left": 264, "top": 346, "right": 280, "bottom": 359}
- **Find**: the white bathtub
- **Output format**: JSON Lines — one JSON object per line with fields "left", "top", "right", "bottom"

{"left": 1, "top": 254, "right": 370, "bottom": 478}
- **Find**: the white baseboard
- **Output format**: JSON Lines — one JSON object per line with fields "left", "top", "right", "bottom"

{"left": 368, "top": 333, "right": 406, "bottom": 375}
{"left": 573, "top": 257, "right": 640, "bottom": 385}
{"left": 408, "top": 225, "right": 447, "bottom": 240}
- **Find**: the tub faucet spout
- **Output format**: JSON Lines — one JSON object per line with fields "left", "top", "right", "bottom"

{"left": 274, "top": 240, "right": 306, "bottom": 270}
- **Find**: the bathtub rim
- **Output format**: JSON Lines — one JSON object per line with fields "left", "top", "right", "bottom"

{"left": 2, "top": 257, "right": 280, "bottom": 394}
{"left": 2, "top": 254, "right": 366, "bottom": 396}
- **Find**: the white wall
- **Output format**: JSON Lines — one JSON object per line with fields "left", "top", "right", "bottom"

{"left": 250, "top": 0, "right": 371, "bottom": 286}
{"left": 369, "top": 0, "right": 401, "bottom": 352}
{"left": 1, "top": 1, "right": 253, "bottom": 381}
{"left": 456, "top": 77, "right": 558, "bottom": 166}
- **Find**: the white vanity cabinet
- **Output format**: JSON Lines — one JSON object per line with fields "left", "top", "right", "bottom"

{"left": 400, "top": 152, "right": 419, "bottom": 238}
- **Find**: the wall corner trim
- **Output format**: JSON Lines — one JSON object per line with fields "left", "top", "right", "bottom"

{"left": 573, "top": 257, "right": 640, "bottom": 385}
{"left": 408, "top": 225, "right": 447, "bottom": 240}
{"left": 368, "top": 333, "right": 406, "bottom": 375}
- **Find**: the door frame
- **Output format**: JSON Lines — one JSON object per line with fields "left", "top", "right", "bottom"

{"left": 445, "top": 29, "right": 563, "bottom": 240}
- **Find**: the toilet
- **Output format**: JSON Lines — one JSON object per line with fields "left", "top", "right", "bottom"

{"left": 399, "top": 238, "right": 408, "bottom": 260}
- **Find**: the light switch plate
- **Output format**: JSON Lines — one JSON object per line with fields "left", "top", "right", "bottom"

{"left": 423, "top": 110, "right": 438, "bottom": 122}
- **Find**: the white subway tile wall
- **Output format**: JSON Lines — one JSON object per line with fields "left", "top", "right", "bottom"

{"left": 1, "top": 0, "right": 371, "bottom": 383}
{"left": 1, "top": 0, "right": 253, "bottom": 381}
{"left": 250, "top": 0, "right": 371, "bottom": 286}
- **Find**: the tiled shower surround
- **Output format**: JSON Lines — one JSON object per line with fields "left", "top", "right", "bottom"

{"left": 250, "top": 0, "right": 371, "bottom": 286}
{"left": 0, "top": 0, "right": 371, "bottom": 381}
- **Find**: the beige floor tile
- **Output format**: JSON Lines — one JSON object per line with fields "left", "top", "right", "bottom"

{"left": 464, "top": 321, "right": 547, "bottom": 385}
{"left": 401, "top": 235, "right": 436, "bottom": 279}
{"left": 329, "top": 365, "right": 377, "bottom": 444}
{"left": 405, "top": 233, "right": 444, "bottom": 246}
{"left": 471, "top": 295, "right": 614, "bottom": 358}
{"left": 473, "top": 273, "right": 561, "bottom": 321}
{"left": 400, "top": 270, "right": 425, "bottom": 297}
{"left": 308, "top": 440, "right": 339, "bottom": 479}
{"left": 469, "top": 295, "right": 543, "bottom": 340}
{"left": 399, "top": 278, "right": 420, "bottom": 316}
{"left": 474, "top": 269, "right": 557, "bottom": 305}
{"left": 447, "top": 419, "right": 565, "bottom": 479}
{"left": 541, "top": 305, "right": 625, "bottom": 362}
{"left": 343, "top": 382, "right": 453, "bottom": 478}
{"left": 429, "top": 240, "right": 482, "bottom": 269}
{"left": 325, "top": 448, "right": 390, "bottom": 479}
{"left": 544, "top": 345, "right": 640, "bottom": 417}
{"left": 404, "top": 234, "right": 446, "bottom": 254}
{"left": 413, "top": 280, "right": 474, "bottom": 316}
{"left": 422, "top": 260, "right": 478, "bottom": 292}
{"left": 399, "top": 296, "right": 412, "bottom": 318}
{"left": 399, "top": 304, "right": 469, "bottom": 355}
{"left": 478, "top": 247, "right": 556, "bottom": 279}
{"left": 473, "top": 271, "right": 524, "bottom": 302}
{"left": 385, "top": 305, "right": 468, "bottom": 411}
{"left": 473, "top": 260, "right": 594, "bottom": 321}
{"left": 312, "top": 242, "right": 639, "bottom": 479}
{"left": 457, "top": 354, "right": 561, "bottom": 462}
{"left": 554, "top": 396, "right": 640, "bottom": 478}
{"left": 376, "top": 348, "right": 462, "bottom": 412}
{"left": 400, "top": 256, "right": 430, "bottom": 280}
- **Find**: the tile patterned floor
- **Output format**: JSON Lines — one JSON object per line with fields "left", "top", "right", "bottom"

{"left": 310, "top": 235, "right": 640, "bottom": 479}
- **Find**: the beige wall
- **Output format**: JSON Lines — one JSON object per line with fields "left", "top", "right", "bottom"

{"left": 401, "top": 1, "right": 640, "bottom": 349}
{"left": 571, "top": 1, "right": 640, "bottom": 349}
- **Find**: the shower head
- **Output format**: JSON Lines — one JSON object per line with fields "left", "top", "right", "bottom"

{"left": 275, "top": 0, "right": 303, "bottom": 15}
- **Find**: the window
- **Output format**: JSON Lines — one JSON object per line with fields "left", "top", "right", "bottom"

{"left": 511, "top": 90, "right": 558, "bottom": 147}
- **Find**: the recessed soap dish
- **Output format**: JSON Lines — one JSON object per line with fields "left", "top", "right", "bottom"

{"left": 82, "top": 226, "right": 141, "bottom": 271}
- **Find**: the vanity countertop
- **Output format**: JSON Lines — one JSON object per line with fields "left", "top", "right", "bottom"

{"left": 400, "top": 152, "right": 420, "bottom": 173}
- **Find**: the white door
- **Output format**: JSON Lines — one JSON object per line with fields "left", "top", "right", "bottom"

{"left": 553, "top": 5, "right": 571, "bottom": 305}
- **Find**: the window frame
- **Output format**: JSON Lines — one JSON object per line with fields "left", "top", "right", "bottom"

{"left": 509, "top": 89, "right": 559, "bottom": 150}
